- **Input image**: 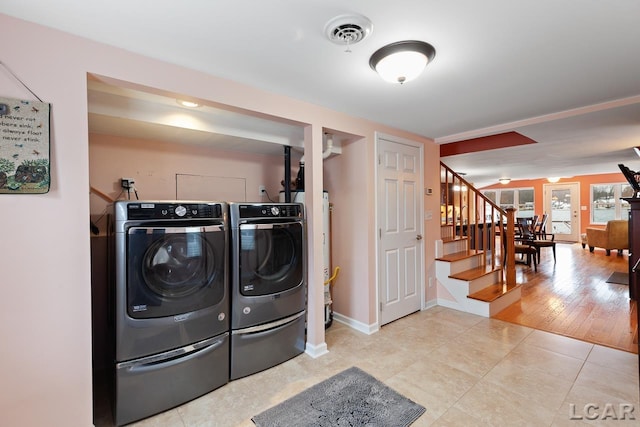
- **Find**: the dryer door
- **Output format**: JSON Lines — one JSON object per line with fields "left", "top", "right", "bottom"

{"left": 238, "top": 221, "right": 304, "bottom": 296}
{"left": 127, "top": 224, "right": 227, "bottom": 318}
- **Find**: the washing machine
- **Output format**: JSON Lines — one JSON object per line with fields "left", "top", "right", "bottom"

{"left": 229, "top": 202, "right": 306, "bottom": 380}
{"left": 109, "top": 201, "right": 230, "bottom": 426}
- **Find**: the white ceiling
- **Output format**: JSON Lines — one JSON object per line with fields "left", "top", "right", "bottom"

{"left": 4, "top": 1, "right": 640, "bottom": 187}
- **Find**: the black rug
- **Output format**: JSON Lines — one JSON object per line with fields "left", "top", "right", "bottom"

{"left": 606, "top": 271, "right": 629, "bottom": 285}
{"left": 252, "top": 366, "right": 426, "bottom": 427}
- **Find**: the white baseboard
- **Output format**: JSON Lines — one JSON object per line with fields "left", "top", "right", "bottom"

{"left": 423, "top": 299, "right": 438, "bottom": 310}
{"left": 305, "top": 341, "right": 329, "bottom": 358}
{"left": 332, "top": 311, "right": 379, "bottom": 335}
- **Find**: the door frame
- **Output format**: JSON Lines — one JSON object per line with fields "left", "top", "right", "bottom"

{"left": 374, "top": 132, "right": 425, "bottom": 327}
{"left": 543, "top": 182, "right": 581, "bottom": 242}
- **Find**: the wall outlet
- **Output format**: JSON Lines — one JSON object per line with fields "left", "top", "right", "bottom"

{"left": 258, "top": 185, "right": 266, "bottom": 195}
{"left": 121, "top": 178, "right": 134, "bottom": 189}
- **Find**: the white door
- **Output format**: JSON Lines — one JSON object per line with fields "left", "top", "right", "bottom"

{"left": 377, "top": 136, "right": 423, "bottom": 326}
{"left": 544, "top": 183, "right": 580, "bottom": 242}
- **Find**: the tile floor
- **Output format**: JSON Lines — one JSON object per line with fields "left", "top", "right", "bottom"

{"left": 96, "top": 306, "right": 640, "bottom": 426}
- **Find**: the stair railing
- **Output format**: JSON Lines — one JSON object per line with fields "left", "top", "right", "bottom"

{"left": 440, "top": 162, "right": 516, "bottom": 286}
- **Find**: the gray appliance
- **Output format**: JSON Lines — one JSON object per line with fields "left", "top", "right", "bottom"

{"left": 109, "top": 201, "right": 230, "bottom": 426}
{"left": 229, "top": 203, "right": 306, "bottom": 380}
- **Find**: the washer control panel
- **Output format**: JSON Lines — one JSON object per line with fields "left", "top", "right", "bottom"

{"left": 126, "top": 202, "right": 221, "bottom": 220}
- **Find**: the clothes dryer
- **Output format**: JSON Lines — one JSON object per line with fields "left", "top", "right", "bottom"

{"left": 229, "top": 202, "right": 306, "bottom": 380}
{"left": 109, "top": 201, "right": 229, "bottom": 426}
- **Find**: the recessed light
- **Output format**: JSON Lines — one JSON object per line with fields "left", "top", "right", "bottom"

{"left": 177, "top": 100, "right": 200, "bottom": 108}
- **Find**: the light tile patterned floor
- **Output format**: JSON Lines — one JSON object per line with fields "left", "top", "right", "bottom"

{"left": 96, "top": 307, "right": 640, "bottom": 426}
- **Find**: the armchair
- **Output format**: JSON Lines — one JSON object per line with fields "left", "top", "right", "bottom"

{"left": 585, "top": 220, "right": 629, "bottom": 256}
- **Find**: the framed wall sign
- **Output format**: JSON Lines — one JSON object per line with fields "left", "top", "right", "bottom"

{"left": 0, "top": 96, "right": 50, "bottom": 193}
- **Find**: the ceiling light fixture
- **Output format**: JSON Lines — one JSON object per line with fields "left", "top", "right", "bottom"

{"left": 499, "top": 178, "right": 511, "bottom": 185}
{"left": 634, "top": 147, "right": 640, "bottom": 158}
{"left": 177, "top": 100, "right": 200, "bottom": 108}
{"left": 369, "top": 40, "right": 436, "bottom": 84}
{"left": 547, "top": 177, "right": 560, "bottom": 183}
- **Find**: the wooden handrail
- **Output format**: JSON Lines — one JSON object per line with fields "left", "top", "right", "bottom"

{"left": 440, "top": 162, "right": 516, "bottom": 286}
{"left": 90, "top": 186, "right": 114, "bottom": 203}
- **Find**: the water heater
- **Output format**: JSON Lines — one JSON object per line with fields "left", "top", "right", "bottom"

{"left": 280, "top": 191, "right": 332, "bottom": 326}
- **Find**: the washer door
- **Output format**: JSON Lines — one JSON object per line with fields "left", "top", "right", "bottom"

{"left": 239, "top": 222, "right": 303, "bottom": 296}
{"left": 127, "top": 224, "right": 226, "bottom": 318}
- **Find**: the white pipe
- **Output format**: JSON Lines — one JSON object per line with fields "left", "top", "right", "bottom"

{"left": 300, "top": 133, "right": 334, "bottom": 164}
{"left": 322, "top": 133, "right": 334, "bottom": 159}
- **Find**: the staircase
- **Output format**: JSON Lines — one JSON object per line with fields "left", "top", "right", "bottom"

{"left": 436, "top": 162, "right": 520, "bottom": 317}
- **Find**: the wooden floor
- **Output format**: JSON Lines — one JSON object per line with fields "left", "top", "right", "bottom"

{"left": 493, "top": 241, "right": 638, "bottom": 354}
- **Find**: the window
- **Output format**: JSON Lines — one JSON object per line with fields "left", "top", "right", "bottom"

{"left": 518, "top": 189, "right": 534, "bottom": 217}
{"left": 482, "top": 188, "right": 535, "bottom": 219}
{"left": 591, "top": 183, "right": 633, "bottom": 224}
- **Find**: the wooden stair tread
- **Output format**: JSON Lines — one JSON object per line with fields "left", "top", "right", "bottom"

{"left": 436, "top": 249, "right": 483, "bottom": 262}
{"left": 467, "top": 283, "right": 521, "bottom": 303}
{"left": 442, "top": 235, "right": 469, "bottom": 243}
{"left": 449, "top": 265, "right": 502, "bottom": 281}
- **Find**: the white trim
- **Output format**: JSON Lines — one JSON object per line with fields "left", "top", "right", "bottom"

{"left": 305, "top": 341, "right": 329, "bottom": 358}
{"left": 333, "top": 312, "right": 379, "bottom": 335}
{"left": 423, "top": 299, "right": 438, "bottom": 311}
{"left": 435, "top": 95, "right": 640, "bottom": 144}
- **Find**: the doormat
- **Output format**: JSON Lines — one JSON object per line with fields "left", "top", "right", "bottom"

{"left": 252, "top": 366, "right": 426, "bottom": 427}
{"left": 606, "top": 272, "right": 629, "bottom": 286}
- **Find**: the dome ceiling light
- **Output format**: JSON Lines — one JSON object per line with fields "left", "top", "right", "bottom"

{"left": 369, "top": 40, "right": 436, "bottom": 84}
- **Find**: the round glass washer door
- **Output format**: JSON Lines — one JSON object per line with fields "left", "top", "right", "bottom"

{"left": 239, "top": 222, "right": 303, "bottom": 296}
{"left": 143, "top": 233, "right": 216, "bottom": 298}
{"left": 127, "top": 225, "right": 226, "bottom": 318}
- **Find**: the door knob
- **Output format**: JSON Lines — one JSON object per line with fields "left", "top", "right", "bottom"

{"left": 416, "top": 234, "right": 423, "bottom": 240}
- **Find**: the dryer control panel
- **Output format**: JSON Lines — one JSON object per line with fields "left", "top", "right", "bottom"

{"left": 125, "top": 202, "right": 222, "bottom": 220}
{"left": 238, "top": 203, "right": 301, "bottom": 219}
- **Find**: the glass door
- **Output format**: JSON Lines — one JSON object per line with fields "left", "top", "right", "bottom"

{"left": 543, "top": 183, "right": 580, "bottom": 242}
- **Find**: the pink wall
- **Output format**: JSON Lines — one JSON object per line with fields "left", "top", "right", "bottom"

{"left": 89, "top": 133, "right": 288, "bottom": 219}
{"left": 0, "top": 13, "right": 438, "bottom": 425}
{"left": 424, "top": 145, "right": 441, "bottom": 303}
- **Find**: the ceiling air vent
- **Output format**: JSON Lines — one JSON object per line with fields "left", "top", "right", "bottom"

{"left": 325, "top": 14, "right": 373, "bottom": 47}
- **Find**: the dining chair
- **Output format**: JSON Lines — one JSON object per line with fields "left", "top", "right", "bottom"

{"left": 530, "top": 233, "right": 556, "bottom": 264}
{"left": 534, "top": 213, "right": 548, "bottom": 240}
{"left": 503, "top": 227, "right": 538, "bottom": 271}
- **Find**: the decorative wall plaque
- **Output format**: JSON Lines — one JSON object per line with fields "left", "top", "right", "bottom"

{"left": 0, "top": 96, "right": 50, "bottom": 193}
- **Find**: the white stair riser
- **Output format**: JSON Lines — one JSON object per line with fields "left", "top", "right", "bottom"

{"left": 442, "top": 239, "right": 467, "bottom": 255}
{"left": 435, "top": 258, "right": 520, "bottom": 318}
{"left": 467, "top": 271, "right": 502, "bottom": 293}
{"left": 448, "top": 255, "right": 482, "bottom": 275}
